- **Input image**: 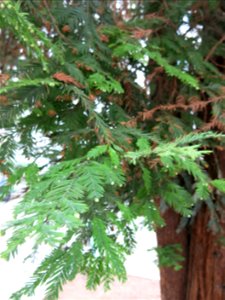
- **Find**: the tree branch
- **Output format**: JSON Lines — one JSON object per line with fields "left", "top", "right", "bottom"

{"left": 205, "top": 35, "right": 225, "bottom": 61}
{"left": 42, "top": 0, "right": 70, "bottom": 44}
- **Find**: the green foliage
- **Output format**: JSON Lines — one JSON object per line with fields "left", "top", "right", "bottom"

{"left": 10, "top": 241, "right": 83, "bottom": 300}
{"left": 211, "top": 179, "right": 225, "bottom": 193}
{"left": 87, "top": 145, "right": 108, "bottom": 159}
{"left": 1, "top": 1, "right": 225, "bottom": 299}
{"left": 147, "top": 51, "right": 199, "bottom": 89}
{"left": 88, "top": 73, "right": 124, "bottom": 93}
{"left": 112, "top": 41, "right": 199, "bottom": 89}
{"left": 0, "top": 78, "right": 59, "bottom": 94}
{"left": 154, "top": 244, "right": 185, "bottom": 271}
{"left": 142, "top": 201, "right": 165, "bottom": 228}
{"left": 92, "top": 218, "right": 126, "bottom": 283}
{"left": 0, "top": 0, "right": 64, "bottom": 70}
{"left": 141, "top": 167, "right": 152, "bottom": 194}
{"left": 160, "top": 182, "right": 193, "bottom": 216}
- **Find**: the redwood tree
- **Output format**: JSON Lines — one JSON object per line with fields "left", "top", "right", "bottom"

{"left": 1, "top": 1, "right": 225, "bottom": 300}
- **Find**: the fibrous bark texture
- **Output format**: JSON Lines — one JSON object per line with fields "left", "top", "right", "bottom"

{"left": 157, "top": 150, "right": 225, "bottom": 300}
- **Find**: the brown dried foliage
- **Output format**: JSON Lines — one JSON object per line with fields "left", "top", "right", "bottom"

{"left": 34, "top": 100, "right": 42, "bottom": 108}
{"left": 131, "top": 28, "right": 153, "bottom": 39}
{"left": 0, "top": 73, "right": 10, "bottom": 86}
{"left": 52, "top": 72, "right": 85, "bottom": 89}
{"left": 76, "top": 62, "right": 93, "bottom": 71}
{"left": 47, "top": 109, "right": 57, "bottom": 117}
{"left": 201, "top": 117, "right": 225, "bottom": 132}
{"left": 100, "top": 34, "right": 109, "bottom": 42}
{"left": 120, "top": 118, "right": 137, "bottom": 128}
{"left": 55, "top": 95, "right": 72, "bottom": 102}
{"left": 0, "top": 95, "right": 9, "bottom": 106}
{"left": 138, "top": 95, "right": 225, "bottom": 121}
{"left": 62, "top": 25, "right": 71, "bottom": 33}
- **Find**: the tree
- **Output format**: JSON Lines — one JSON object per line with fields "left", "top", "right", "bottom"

{"left": 1, "top": 0, "right": 225, "bottom": 299}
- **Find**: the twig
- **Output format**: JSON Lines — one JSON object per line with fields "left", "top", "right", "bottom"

{"left": 42, "top": 0, "right": 70, "bottom": 44}
{"left": 205, "top": 35, "right": 225, "bottom": 61}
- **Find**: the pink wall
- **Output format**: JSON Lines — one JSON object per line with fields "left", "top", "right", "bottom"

{"left": 59, "top": 275, "right": 160, "bottom": 300}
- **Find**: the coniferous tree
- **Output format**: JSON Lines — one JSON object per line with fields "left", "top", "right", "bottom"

{"left": 1, "top": 1, "right": 225, "bottom": 299}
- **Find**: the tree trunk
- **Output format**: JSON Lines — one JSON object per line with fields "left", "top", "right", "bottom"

{"left": 157, "top": 151, "right": 225, "bottom": 300}
{"left": 156, "top": 208, "right": 188, "bottom": 300}
{"left": 186, "top": 205, "right": 225, "bottom": 300}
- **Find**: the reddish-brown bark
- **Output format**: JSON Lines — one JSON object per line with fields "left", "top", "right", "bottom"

{"left": 186, "top": 205, "right": 225, "bottom": 300}
{"left": 156, "top": 208, "right": 188, "bottom": 300}
{"left": 157, "top": 150, "right": 225, "bottom": 300}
